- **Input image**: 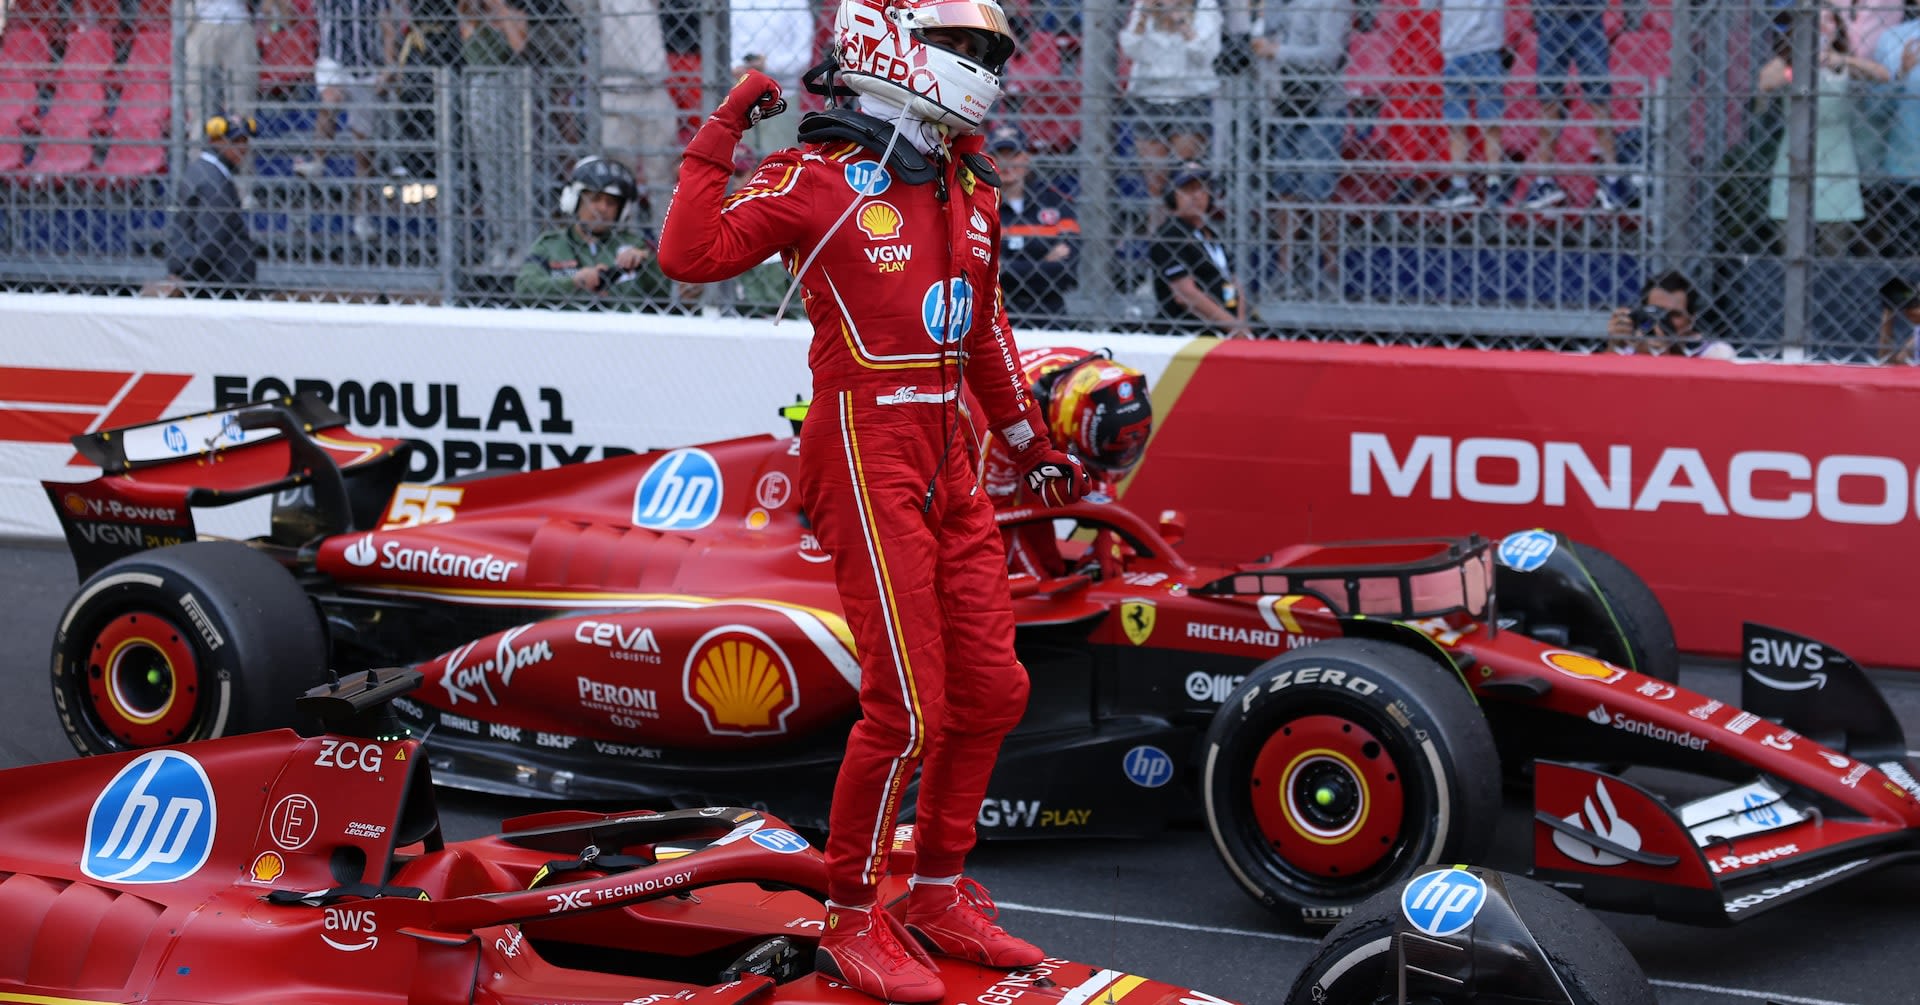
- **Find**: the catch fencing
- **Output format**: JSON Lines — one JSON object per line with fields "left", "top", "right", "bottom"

{"left": 0, "top": 0, "right": 1912, "bottom": 360}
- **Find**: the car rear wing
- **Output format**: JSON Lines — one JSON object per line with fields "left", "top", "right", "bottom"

{"left": 1193, "top": 535, "right": 1494, "bottom": 623}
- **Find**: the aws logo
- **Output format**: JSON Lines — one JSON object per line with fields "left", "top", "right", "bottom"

{"left": 683, "top": 626, "right": 800, "bottom": 736}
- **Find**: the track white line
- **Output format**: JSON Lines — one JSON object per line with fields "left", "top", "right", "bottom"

{"left": 995, "top": 901, "right": 1869, "bottom": 1005}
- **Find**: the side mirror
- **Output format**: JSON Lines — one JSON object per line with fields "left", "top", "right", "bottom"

{"left": 1157, "top": 509, "right": 1187, "bottom": 546}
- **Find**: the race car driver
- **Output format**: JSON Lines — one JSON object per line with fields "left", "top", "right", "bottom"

{"left": 974, "top": 347, "right": 1153, "bottom": 578}
{"left": 656, "top": 0, "right": 1091, "bottom": 1000}
{"left": 514, "top": 155, "right": 674, "bottom": 309}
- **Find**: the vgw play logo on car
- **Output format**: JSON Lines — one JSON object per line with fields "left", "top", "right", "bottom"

{"left": 633, "top": 449, "right": 723, "bottom": 531}
{"left": 83, "top": 750, "right": 217, "bottom": 884}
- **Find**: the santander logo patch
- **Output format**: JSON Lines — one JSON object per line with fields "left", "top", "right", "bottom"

{"left": 345, "top": 534, "right": 378, "bottom": 567}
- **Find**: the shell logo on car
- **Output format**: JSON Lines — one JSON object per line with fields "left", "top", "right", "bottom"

{"left": 684, "top": 626, "right": 800, "bottom": 735}
{"left": 1541, "top": 650, "right": 1626, "bottom": 684}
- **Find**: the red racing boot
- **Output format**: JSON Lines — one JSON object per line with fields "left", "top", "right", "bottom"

{"left": 816, "top": 902, "right": 947, "bottom": 1003}
{"left": 903, "top": 876, "right": 1045, "bottom": 968}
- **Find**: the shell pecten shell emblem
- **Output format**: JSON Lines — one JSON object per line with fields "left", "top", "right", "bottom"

{"left": 856, "top": 200, "right": 903, "bottom": 240}
{"left": 684, "top": 626, "right": 801, "bottom": 735}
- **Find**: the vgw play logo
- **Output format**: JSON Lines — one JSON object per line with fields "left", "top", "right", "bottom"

{"left": 632, "top": 448, "right": 723, "bottom": 531}
{"left": 83, "top": 750, "right": 218, "bottom": 883}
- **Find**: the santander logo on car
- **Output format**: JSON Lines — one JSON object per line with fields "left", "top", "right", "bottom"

{"left": 340, "top": 533, "right": 519, "bottom": 582}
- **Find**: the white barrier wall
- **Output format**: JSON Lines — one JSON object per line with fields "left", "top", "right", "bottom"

{"left": 0, "top": 294, "right": 1189, "bottom": 540}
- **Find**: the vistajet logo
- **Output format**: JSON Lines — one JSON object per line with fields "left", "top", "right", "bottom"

{"left": 1350, "top": 434, "right": 1920, "bottom": 526}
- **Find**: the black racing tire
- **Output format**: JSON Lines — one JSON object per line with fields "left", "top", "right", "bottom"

{"left": 51, "top": 541, "right": 328, "bottom": 756}
{"left": 1566, "top": 540, "right": 1679, "bottom": 684}
{"left": 1283, "top": 869, "right": 1658, "bottom": 1005}
{"left": 1201, "top": 639, "right": 1501, "bottom": 927}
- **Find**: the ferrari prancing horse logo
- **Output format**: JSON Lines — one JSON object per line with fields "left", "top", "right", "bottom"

{"left": 1121, "top": 601, "right": 1156, "bottom": 646}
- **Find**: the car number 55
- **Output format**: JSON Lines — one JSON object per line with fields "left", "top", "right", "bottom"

{"left": 382, "top": 485, "right": 465, "bottom": 528}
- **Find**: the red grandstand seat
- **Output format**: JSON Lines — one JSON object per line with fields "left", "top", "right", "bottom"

{"left": 1003, "top": 75, "right": 1079, "bottom": 153}
{"left": 1345, "top": 30, "right": 1394, "bottom": 98}
{"left": 114, "top": 25, "right": 171, "bottom": 90}
{"left": 258, "top": 18, "right": 318, "bottom": 90}
{"left": 97, "top": 79, "right": 170, "bottom": 180}
{"left": 28, "top": 21, "right": 113, "bottom": 175}
{"left": 0, "top": 23, "right": 53, "bottom": 173}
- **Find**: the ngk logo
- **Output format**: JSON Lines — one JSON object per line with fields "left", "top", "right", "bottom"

{"left": 1351, "top": 434, "right": 1920, "bottom": 526}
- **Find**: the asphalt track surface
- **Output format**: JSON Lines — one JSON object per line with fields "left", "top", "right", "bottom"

{"left": 5, "top": 537, "right": 1917, "bottom": 1005}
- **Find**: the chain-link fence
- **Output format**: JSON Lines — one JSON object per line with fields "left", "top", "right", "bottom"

{"left": 0, "top": 0, "right": 1914, "bottom": 360}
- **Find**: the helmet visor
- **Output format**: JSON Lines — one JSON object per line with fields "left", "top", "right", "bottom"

{"left": 911, "top": 0, "right": 1016, "bottom": 67}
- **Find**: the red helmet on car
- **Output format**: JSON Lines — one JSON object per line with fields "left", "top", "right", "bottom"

{"left": 1025, "top": 348, "right": 1153, "bottom": 478}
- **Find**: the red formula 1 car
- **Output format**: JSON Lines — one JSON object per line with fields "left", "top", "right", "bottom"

{"left": 40, "top": 396, "right": 1920, "bottom": 926}
{"left": 0, "top": 666, "right": 1245, "bottom": 1005}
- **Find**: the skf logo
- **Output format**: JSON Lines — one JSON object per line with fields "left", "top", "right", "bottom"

{"left": 1541, "top": 650, "right": 1625, "bottom": 684}
{"left": 684, "top": 626, "right": 800, "bottom": 736}
{"left": 856, "top": 201, "right": 902, "bottom": 239}
{"left": 1120, "top": 600, "right": 1156, "bottom": 645}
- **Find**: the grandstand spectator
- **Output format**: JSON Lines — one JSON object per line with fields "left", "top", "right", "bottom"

{"left": 1604, "top": 270, "right": 1736, "bottom": 359}
{"left": 1118, "top": 0, "right": 1222, "bottom": 212}
{"left": 296, "top": 0, "right": 399, "bottom": 242}
{"left": 514, "top": 155, "right": 675, "bottom": 309}
{"left": 1520, "top": 0, "right": 1636, "bottom": 211}
{"left": 1875, "top": 275, "right": 1920, "bottom": 363}
{"left": 1426, "top": 0, "right": 1506, "bottom": 208}
{"left": 1873, "top": 13, "right": 1920, "bottom": 259}
{"left": 598, "top": 0, "right": 678, "bottom": 217}
{"left": 1758, "top": 7, "right": 1887, "bottom": 256}
{"left": 730, "top": 0, "right": 815, "bottom": 153}
{"left": 991, "top": 124, "right": 1080, "bottom": 324}
{"left": 460, "top": 0, "right": 531, "bottom": 269}
{"left": 1251, "top": 0, "right": 1349, "bottom": 291}
{"left": 391, "top": 0, "right": 465, "bottom": 178}
{"left": 183, "top": 0, "right": 286, "bottom": 132}
{"left": 159, "top": 114, "right": 262, "bottom": 298}
{"left": 1150, "top": 162, "right": 1251, "bottom": 336}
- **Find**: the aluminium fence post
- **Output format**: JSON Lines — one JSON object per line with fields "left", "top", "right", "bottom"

{"left": 1657, "top": 0, "right": 1692, "bottom": 273}
{"left": 1778, "top": 0, "right": 1819, "bottom": 360}
{"left": 1078, "top": 0, "right": 1120, "bottom": 324}
{"left": 438, "top": 66, "right": 457, "bottom": 304}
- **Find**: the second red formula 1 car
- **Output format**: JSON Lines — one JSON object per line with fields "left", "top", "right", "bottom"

{"left": 39, "top": 396, "right": 1920, "bottom": 926}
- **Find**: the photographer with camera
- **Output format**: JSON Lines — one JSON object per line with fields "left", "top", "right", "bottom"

{"left": 1876, "top": 277, "right": 1920, "bottom": 364}
{"left": 1605, "top": 270, "right": 1737, "bottom": 360}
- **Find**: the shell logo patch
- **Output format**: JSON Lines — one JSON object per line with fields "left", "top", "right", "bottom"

{"left": 857, "top": 201, "right": 903, "bottom": 240}
{"left": 1541, "top": 650, "right": 1625, "bottom": 684}
{"left": 685, "top": 626, "right": 801, "bottom": 735}
{"left": 250, "top": 850, "right": 285, "bottom": 883}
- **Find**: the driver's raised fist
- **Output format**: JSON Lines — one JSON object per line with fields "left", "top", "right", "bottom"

{"left": 714, "top": 69, "right": 786, "bottom": 131}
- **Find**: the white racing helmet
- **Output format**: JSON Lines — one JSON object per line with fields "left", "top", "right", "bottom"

{"left": 832, "top": 0, "right": 1018, "bottom": 133}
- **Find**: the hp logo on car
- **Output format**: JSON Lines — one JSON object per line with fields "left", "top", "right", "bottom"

{"left": 1740, "top": 791, "right": 1783, "bottom": 828}
{"left": 1122, "top": 745, "right": 1173, "bottom": 788}
{"left": 1496, "top": 529, "right": 1558, "bottom": 572}
{"left": 162, "top": 424, "right": 189, "bottom": 455}
{"left": 83, "top": 750, "right": 218, "bottom": 884}
{"left": 750, "top": 829, "right": 811, "bottom": 854}
{"left": 1400, "top": 868, "right": 1487, "bottom": 937}
{"left": 633, "top": 448, "right": 723, "bottom": 531}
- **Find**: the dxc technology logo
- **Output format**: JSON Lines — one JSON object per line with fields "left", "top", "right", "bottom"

{"left": 83, "top": 750, "right": 218, "bottom": 883}
{"left": 633, "top": 448, "right": 723, "bottom": 531}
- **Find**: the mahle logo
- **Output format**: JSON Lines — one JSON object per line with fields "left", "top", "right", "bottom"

{"left": 633, "top": 449, "right": 723, "bottom": 531}
{"left": 84, "top": 750, "right": 218, "bottom": 884}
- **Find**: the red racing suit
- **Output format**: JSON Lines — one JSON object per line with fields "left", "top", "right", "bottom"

{"left": 660, "top": 114, "right": 1050, "bottom": 905}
